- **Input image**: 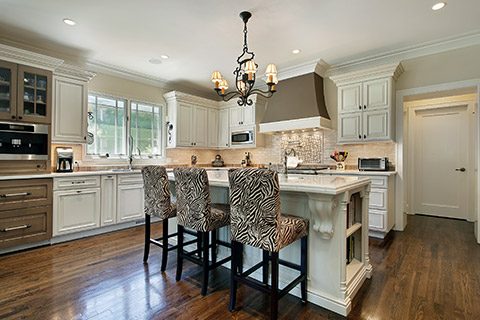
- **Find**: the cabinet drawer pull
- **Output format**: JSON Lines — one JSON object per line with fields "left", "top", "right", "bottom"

{"left": 71, "top": 181, "right": 86, "bottom": 184}
{"left": 1, "top": 224, "right": 31, "bottom": 232}
{"left": 0, "top": 192, "right": 31, "bottom": 198}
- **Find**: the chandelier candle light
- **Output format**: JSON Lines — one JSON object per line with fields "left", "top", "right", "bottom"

{"left": 211, "top": 11, "right": 278, "bottom": 106}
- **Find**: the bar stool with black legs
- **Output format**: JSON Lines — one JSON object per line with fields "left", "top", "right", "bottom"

{"left": 173, "top": 167, "right": 232, "bottom": 296}
{"left": 228, "top": 168, "right": 309, "bottom": 320}
{"left": 142, "top": 166, "right": 199, "bottom": 271}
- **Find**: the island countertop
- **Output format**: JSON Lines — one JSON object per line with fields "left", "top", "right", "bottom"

{"left": 167, "top": 170, "right": 371, "bottom": 195}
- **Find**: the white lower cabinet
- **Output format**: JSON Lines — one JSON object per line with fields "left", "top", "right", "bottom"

{"left": 116, "top": 174, "right": 144, "bottom": 223}
{"left": 53, "top": 173, "right": 145, "bottom": 239}
{"left": 101, "top": 175, "right": 117, "bottom": 226}
{"left": 53, "top": 188, "right": 101, "bottom": 236}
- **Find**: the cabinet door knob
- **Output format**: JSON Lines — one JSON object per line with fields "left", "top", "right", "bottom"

{"left": 84, "top": 136, "right": 86, "bottom": 140}
{"left": 358, "top": 106, "right": 362, "bottom": 110}
{"left": 363, "top": 134, "right": 367, "bottom": 139}
{"left": 11, "top": 115, "right": 16, "bottom": 119}
{"left": 18, "top": 116, "right": 23, "bottom": 120}
{"left": 358, "top": 135, "right": 361, "bottom": 139}
{"left": 363, "top": 105, "right": 366, "bottom": 109}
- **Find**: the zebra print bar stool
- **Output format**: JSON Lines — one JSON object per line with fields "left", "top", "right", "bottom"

{"left": 173, "top": 167, "right": 232, "bottom": 296}
{"left": 228, "top": 168, "right": 309, "bottom": 320}
{"left": 142, "top": 166, "right": 200, "bottom": 271}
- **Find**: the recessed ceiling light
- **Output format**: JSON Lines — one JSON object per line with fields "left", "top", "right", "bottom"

{"left": 148, "top": 58, "right": 162, "bottom": 64}
{"left": 160, "top": 54, "right": 169, "bottom": 59}
{"left": 63, "top": 18, "right": 76, "bottom": 26}
{"left": 292, "top": 49, "right": 301, "bottom": 54}
{"left": 432, "top": 2, "right": 446, "bottom": 10}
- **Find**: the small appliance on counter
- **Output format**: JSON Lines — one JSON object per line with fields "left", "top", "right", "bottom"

{"left": 56, "top": 147, "right": 74, "bottom": 172}
{"left": 358, "top": 157, "right": 389, "bottom": 171}
{"left": 212, "top": 154, "right": 225, "bottom": 167}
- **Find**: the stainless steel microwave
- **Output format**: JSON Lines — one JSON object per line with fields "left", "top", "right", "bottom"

{"left": 231, "top": 129, "right": 255, "bottom": 146}
{"left": 0, "top": 121, "right": 49, "bottom": 160}
{"left": 358, "top": 157, "right": 389, "bottom": 171}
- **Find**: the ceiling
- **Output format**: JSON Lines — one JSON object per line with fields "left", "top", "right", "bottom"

{"left": 0, "top": 0, "right": 479, "bottom": 97}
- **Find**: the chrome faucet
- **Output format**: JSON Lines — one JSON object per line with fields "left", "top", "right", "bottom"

{"left": 128, "top": 136, "right": 140, "bottom": 170}
{"left": 283, "top": 148, "right": 296, "bottom": 177}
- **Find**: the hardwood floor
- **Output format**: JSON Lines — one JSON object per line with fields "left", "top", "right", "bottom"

{"left": 1, "top": 215, "right": 479, "bottom": 320}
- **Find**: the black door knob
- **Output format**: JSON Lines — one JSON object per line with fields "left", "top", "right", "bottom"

{"left": 11, "top": 115, "right": 16, "bottom": 119}
{"left": 455, "top": 168, "right": 466, "bottom": 172}
{"left": 363, "top": 134, "right": 366, "bottom": 139}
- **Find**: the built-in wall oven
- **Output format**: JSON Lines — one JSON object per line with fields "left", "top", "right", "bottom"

{"left": 0, "top": 121, "right": 49, "bottom": 160}
{"left": 231, "top": 129, "right": 255, "bottom": 146}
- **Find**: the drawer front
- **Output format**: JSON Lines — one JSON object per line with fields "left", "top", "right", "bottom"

{"left": 0, "top": 179, "right": 52, "bottom": 211}
{"left": 367, "top": 176, "right": 388, "bottom": 188}
{"left": 54, "top": 176, "right": 100, "bottom": 190}
{"left": 118, "top": 174, "right": 143, "bottom": 185}
{"left": 368, "top": 210, "right": 385, "bottom": 230}
{"left": 369, "top": 188, "right": 387, "bottom": 210}
{"left": 0, "top": 206, "right": 52, "bottom": 248}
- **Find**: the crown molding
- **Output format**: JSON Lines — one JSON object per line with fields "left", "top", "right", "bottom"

{"left": 0, "top": 43, "right": 64, "bottom": 70}
{"left": 163, "top": 90, "right": 218, "bottom": 108}
{"left": 329, "top": 63, "right": 404, "bottom": 86}
{"left": 277, "top": 59, "right": 330, "bottom": 81}
{"left": 86, "top": 60, "right": 170, "bottom": 88}
{"left": 54, "top": 63, "right": 96, "bottom": 82}
{"left": 327, "top": 30, "right": 480, "bottom": 76}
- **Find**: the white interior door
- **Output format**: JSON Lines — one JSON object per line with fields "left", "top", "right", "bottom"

{"left": 413, "top": 104, "right": 469, "bottom": 219}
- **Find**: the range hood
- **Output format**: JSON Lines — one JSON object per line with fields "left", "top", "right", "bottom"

{"left": 259, "top": 73, "right": 331, "bottom": 133}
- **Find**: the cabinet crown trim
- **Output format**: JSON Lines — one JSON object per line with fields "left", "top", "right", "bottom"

{"left": 0, "top": 43, "right": 64, "bottom": 70}
{"left": 163, "top": 91, "right": 219, "bottom": 108}
{"left": 329, "top": 63, "right": 404, "bottom": 86}
{"left": 54, "top": 63, "right": 96, "bottom": 82}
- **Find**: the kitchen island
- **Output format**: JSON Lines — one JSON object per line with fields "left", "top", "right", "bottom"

{"left": 168, "top": 170, "right": 372, "bottom": 316}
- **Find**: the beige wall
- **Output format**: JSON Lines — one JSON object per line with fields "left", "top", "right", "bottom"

{"left": 88, "top": 73, "right": 167, "bottom": 105}
{"left": 397, "top": 45, "right": 480, "bottom": 91}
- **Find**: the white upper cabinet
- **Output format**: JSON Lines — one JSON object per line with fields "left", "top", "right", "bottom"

{"left": 339, "top": 83, "right": 362, "bottom": 113}
{"left": 331, "top": 63, "right": 403, "bottom": 144}
{"left": 164, "top": 91, "right": 215, "bottom": 148}
{"left": 52, "top": 77, "right": 88, "bottom": 143}
{"left": 52, "top": 65, "right": 95, "bottom": 143}
{"left": 339, "top": 112, "right": 362, "bottom": 142}
{"left": 164, "top": 91, "right": 263, "bottom": 149}
{"left": 218, "top": 108, "right": 230, "bottom": 148}
{"left": 176, "top": 104, "right": 193, "bottom": 147}
{"left": 363, "top": 78, "right": 390, "bottom": 110}
{"left": 193, "top": 106, "right": 208, "bottom": 147}
{"left": 363, "top": 109, "right": 389, "bottom": 141}
{"left": 208, "top": 108, "right": 219, "bottom": 148}
{"left": 229, "top": 105, "right": 255, "bottom": 127}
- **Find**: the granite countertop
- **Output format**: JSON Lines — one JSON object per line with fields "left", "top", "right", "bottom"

{"left": 317, "top": 169, "right": 397, "bottom": 176}
{"left": 167, "top": 170, "right": 371, "bottom": 195}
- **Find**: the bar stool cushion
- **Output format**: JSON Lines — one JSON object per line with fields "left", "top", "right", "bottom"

{"left": 142, "top": 166, "right": 176, "bottom": 219}
{"left": 174, "top": 167, "right": 230, "bottom": 232}
{"left": 278, "top": 214, "right": 309, "bottom": 251}
{"left": 228, "top": 168, "right": 308, "bottom": 252}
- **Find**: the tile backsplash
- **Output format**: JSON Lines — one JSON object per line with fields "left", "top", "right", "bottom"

{"left": 56, "top": 130, "right": 396, "bottom": 169}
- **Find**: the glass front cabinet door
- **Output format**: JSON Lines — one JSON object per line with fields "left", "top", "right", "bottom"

{"left": 0, "top": 60, "right": 18, "bottom": 121}
{"left": 17, "top": 65, "right": 52, "bottom": 124}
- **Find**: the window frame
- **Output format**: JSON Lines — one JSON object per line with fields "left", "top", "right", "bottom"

{"left": 84, "top": 92, "right": 166, "bottom": 162}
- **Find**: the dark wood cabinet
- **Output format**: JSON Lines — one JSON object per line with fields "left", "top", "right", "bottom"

{"left": 0, "top": 60, "right": 18, "bottom": 121}
{"left": 0, "top": 178, "right": 52, "bottom": 249}
{"left": 0, "top": 60, "right": 52, "bottom": 124}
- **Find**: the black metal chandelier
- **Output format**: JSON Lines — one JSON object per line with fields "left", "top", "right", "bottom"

{"left": 211, "top": 11, "right": 278, "bottom": 106}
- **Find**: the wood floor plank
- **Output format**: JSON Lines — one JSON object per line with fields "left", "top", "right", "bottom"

{"left": 1, "top": 215, "right": 480, "bottom": 319}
